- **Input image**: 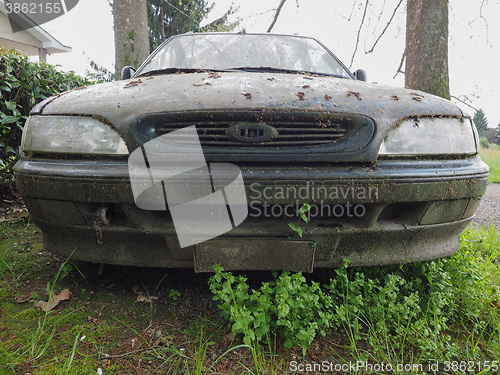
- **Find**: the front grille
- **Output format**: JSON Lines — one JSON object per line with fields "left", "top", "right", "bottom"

{"left": 160, "top": 118, "right": 345, "bottom": 147}
{"left": 130, "top": 110, "right": 374, "bottom": 152}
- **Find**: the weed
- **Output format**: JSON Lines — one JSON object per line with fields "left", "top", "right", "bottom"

{"left": 209, "top": 225, "right": 500, "bottom": 369}
{"left": 168, "top": 289, "right": 181, "bottom": 301}
{"left": 61, "top": 327, "right": 83, "bottom": 374}
{"left": 209, "top": 264, "right": 336, "bottom": 355}
{"left": 288, "top": 202, "right": 311, "bottom": 238}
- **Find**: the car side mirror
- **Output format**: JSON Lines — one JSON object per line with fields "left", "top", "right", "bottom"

{"left": 354, "top": 69, "right": 367, "bottom": 81}
{"left": 121, "top": 66, "right": 136, "bottom": 80}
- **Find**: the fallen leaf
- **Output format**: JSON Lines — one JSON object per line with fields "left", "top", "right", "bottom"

{"left": 193, "top": 82, "right": 212, "bottom": 86}
{"left": 133, "top": 285, "right": 158, "bottom": 303}
{"left": 136, "top": 294, "right": 149, "bottom": 303}
{"left": 14, "top": 292, "right": 35, "bottom": 304}
{"left": 36, "top": 289, "right": 72, "bottom": 312}
{"left": 135, "top": 292, "right": 159, "bottom": 303}
{"left": 58, "top": 289, "right": 72, "bottom": 300}
{"left": 153, "top": 336, "right": 172, "bottom": 347}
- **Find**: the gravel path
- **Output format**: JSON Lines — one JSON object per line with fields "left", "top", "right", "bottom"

{"left": 473, "top": 183, "right": 500, "bottom": 231}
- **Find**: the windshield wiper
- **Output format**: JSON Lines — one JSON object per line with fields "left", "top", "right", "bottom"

{"left": 139, "top": 68, "right": 231, "bottom": 77}
{"left": 226, "top": 66, "right": 348, "bottom": 78}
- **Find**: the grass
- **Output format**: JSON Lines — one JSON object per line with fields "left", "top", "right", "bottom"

{"left": 1, "top": 214, "right": 500, "bottom": 374}
{"left": 210, "top": 225, "right": 500, "bottom": 373}
{"left": 480, "top": 144, "right": 500, "bottom": 183}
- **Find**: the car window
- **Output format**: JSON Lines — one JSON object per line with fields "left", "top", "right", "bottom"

{"left": 137, "top": 33, "right": 352, "bottom": 78}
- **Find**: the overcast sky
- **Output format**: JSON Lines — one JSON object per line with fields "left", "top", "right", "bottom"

{"left": 40, "top": 0, "right": 500, "bottom": 128}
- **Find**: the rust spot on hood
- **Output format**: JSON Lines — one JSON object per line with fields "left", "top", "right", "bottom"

{"left": 347, "top": 91, "right": 362, "bottom": 100}
{"left": 123, "top": 79, "right": 143, "bottom": 89}
{"left": 410, "top": 92, "right": 424, "bottom": 102}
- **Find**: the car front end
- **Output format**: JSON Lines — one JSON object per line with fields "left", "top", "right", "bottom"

{"left": 14, "top": 33, "right": 489, "bottom": 271}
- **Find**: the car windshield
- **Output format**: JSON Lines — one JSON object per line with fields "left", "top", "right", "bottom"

{"left": 136, "top": 33, "right": 352, "bottom": 78}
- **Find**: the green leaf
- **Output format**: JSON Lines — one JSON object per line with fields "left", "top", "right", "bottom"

{"left": 1, "top": 115, "right": 20, "bottom": 125}
{"left": 296, "top": 227, "right": 303, "bottom": 237}
{"left": 298, "top": 203, "right": 311, "bottom": 214}
{"left": 5, "top": 100, "right": 17, "bottom": 111}
{"left": 231, "top": 321, "right": 242, "bottom": 333}
{"left": 0, "top": 85, "right": 11, "bottom": 92}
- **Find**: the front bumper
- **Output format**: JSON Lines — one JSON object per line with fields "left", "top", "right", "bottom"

{"left": 14, "top": 156, "right": 489, "bottom": 270}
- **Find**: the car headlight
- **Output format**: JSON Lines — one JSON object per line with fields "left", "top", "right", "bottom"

{"left": 21, "top": 116, "right": 129, "bottom": 155}
{"left": 378, "top": 117, "right": 477, "bottom": 156}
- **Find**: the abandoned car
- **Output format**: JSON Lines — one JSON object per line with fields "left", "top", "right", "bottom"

{"left": 14, "top": 33, "right": 489, "bottom": 271}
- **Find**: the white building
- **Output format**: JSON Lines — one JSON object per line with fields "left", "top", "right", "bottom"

{"left": 0, "top": 1, "right": 70, "bottom": 62}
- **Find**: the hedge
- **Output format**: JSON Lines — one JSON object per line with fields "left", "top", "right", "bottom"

{"left": 0, "top": 48, "right": 91, "bottom": 183}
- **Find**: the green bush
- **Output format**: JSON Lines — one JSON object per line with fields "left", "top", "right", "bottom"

{"left": 0, "top": 48, "right": 91, "bottom": 183}
{"left": 480, "top": 136, "right": 490, "bottom": 149}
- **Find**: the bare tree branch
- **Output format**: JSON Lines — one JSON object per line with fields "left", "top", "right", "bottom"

{"left": 347, "top": 0, "right": 357, "bottom": 22}
{"left": 393, "top": 48, "right": 406, "bottom": 79}
{"left": 267, "top": 0, "right": 288, "bottom": 33}
{"left": 451, "top": 95, "right": 479, "bottom": 112}
{"left": 349, "top": 0, "right": 369, "bottom": 69}
{"left": 467, "top": 0, "right": 491, "bottom": 47}
{"left": 366, "top": 0, "right": 404, "bottom": 54}
{"left": 249, "top": 9, "right": 278, "bottom": 18}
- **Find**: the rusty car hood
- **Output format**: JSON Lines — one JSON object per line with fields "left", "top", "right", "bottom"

{"left": 34, "top": 72, "right": 464, "bottom": 157}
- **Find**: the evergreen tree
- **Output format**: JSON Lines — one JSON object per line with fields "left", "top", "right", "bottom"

{"left": 473, "top": 109, "right": 489, "bottom": 137}
{"left": 147, "top": 0, "right": 238, "bottom": 52}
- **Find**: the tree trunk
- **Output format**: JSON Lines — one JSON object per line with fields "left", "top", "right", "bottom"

{"left": 405, "top": 0, "right": 450, "bottom": 100}
{"left": 113, "top": 0, "right": 149, "bottom": 80}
